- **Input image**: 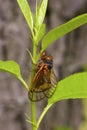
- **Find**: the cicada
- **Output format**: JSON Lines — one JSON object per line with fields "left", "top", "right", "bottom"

{"left": 28, "top": 52, "right": 57, "bottom": 101}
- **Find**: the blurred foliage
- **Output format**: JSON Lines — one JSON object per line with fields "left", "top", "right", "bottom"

{"left": 79, "top": 99, "right": 87, "bottom": 130}
{"left": 54, "top": 126, "right": 73, "bottom": 130}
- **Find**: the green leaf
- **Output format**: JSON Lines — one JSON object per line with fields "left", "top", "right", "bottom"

{"left": 35, "top": 24, "right": 46, "bottom": 44}
{"left": 0, "top": 60, "right": 21, "bottom": 77}
{"left": 0, "top": 60, "right": 28, "bottom": 90}
{"left": 17, "top": 0, "right": 33, "bottom": 33}
{"left": 35, "top": 0, "right": 48, "bottom": 28}
{"left": 41, "top": 13, "right": 87, "bottom": 51}
{"left": 37, "top": 72, "right": 87, "bottom": 127}
{"left": 48, "top": 72, "right": 87, "bottom": 105}
{"left": 27, "top": 49, "right": 36, "bottom": 64}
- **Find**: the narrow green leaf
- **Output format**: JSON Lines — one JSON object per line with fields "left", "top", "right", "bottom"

{"left": 35, "top": 24, "right": 46, "bottom": 44}
{"left": 27, "top": 49, "right": 36, "bottom": 64}
{"left": 17, "top": 0, "right": 33, "bottom": 33}
{"left": 42, "top": 13, "right": 87, "bottom": 51}
{"left": 35, "top": 0, "right": 48, "bottom": 28}
{"left": 0, "top": 60, "right": 28, "bottom": 90}
{"left": 48, "top": 72, "right": 87, "bottom": 105}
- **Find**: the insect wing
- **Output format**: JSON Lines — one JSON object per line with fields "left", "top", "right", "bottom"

{"left": 43, "top": 69, "right": 57, "bottom": 98}
{"left": 28, "top": 71, "right": 45, "bottom": 101}
{"left": 29, "top": 69, "right": 57, "bottom": 101}
{"left": 28, "top": 90, "right": 45, "bottom": 102}
{"left": 28, "top": 65, "right": 49, "bottom": 101}
{"left": 28, "top": 52, "right": 57, "bottom": 102}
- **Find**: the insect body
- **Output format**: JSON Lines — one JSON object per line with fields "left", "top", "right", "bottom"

{"left": 28, "top": 52, "right": 57, "bottom": 101}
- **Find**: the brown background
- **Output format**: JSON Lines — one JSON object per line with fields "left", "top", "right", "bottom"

{"left": 0, "top": 0, "right": 87, "bottom": 130}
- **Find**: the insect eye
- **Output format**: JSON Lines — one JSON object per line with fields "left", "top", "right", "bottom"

{"left": 47, "top": 64, "right": 52, "bottom": 69}
{"left": 43, "top": 60, "right": 53, "bottom": 68}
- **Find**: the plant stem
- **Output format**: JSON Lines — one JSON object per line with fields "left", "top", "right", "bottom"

{"left": 37, "top": 104, "right": 52, "bottom": 129}
{"left": 30, "top": 101, "right": 37, "bottom": 130}
{"left": 30, "top": 40, "right": 38, "bottom": 130}
{"left": 29, "top": 61, "right": 37, "bottom": 130}
{"left": 19, "top": 76, "right": 29, "bottom": 91}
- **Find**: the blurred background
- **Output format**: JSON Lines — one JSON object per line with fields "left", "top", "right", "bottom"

{"left": 0, "top": 0, "right": 87, "bottom": 130}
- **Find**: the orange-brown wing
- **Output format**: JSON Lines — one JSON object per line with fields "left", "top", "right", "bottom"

{"left": 28, "top": 64, "right": 51, "bottom": 101}
{"left": 28, "top": 65, "right": 57, "bottom": 101}
{"left": 43, "top": 69, "right": 57, "bottom": 98}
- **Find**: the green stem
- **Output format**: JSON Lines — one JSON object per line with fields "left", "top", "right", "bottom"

{"left": 19, "top": 76, "right": 29, "bottom": 91}
{"left": 29, "top": 62, "right": 37, "bottom": 130}
{"left": 33, "top": 44, "right": 37, "bottom": 62}
{"left": 30, "top": 40, "right": 38, "bottom": 130}
{"left": 30, "top": 65, "right": 37, "bottom": 130}
{"left": 37, "top": 104, "right": 52, "bottom": 129}
{"left": 30, "top": 101, "right": 37, "bottom": 130}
